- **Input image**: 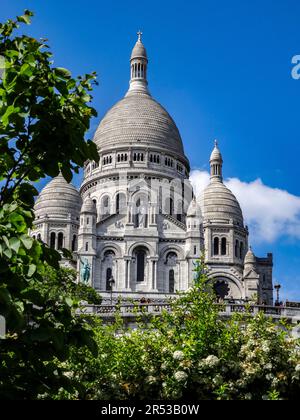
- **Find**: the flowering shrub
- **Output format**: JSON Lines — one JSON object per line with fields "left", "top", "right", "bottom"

{"left": 56, "top": 262, "right": 300, "bottom": 400}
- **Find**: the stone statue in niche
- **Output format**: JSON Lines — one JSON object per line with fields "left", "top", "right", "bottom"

{"left": 137, "top": 202, "right": 147, "bottom": 228}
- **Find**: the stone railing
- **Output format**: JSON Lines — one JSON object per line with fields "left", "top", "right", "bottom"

{"left": 82, "top": 303, "right": 172, "bottom": 317}
{"left": 81, "top": 302, "right": 300, "bottom": 323}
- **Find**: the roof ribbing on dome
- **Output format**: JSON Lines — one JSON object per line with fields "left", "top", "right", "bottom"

{"left": 94, "top": 93, "right": 185, "bottom": 155}
{"left": 34, "top": 174, "right": 82, "bottom": 220}
{"left": 202, "top": 181, "right": 244, "bottom": 224}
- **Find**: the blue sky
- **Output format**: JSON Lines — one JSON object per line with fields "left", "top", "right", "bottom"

{"left": 2, "top": 0, "right": 300, "bottom": 300}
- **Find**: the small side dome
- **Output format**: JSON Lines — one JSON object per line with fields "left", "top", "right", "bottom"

{"left": 244, "top": 247, "right": 256, "bottom": 265}
{"left": 81, "top": 197, "right": 97, "bottom": 214}
{"left": 201, "top": 181, "right": 244, "bottom": 225}
{"left": 34, "top": 174, "right": 81, "bottom": 221}
{"left": 187, "top": 197, "right": 201, "bottom": 218}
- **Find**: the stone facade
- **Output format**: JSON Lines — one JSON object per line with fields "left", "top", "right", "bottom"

{"left": 31, "top": 34, "right": 273, "bottom": 305}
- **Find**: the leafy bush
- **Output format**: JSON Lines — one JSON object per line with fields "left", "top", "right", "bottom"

{"left": 0, "top": 11, "right": 99, "bottom": 399}
{"left": 60, "top": 262, "right": 300, "bottom": 400}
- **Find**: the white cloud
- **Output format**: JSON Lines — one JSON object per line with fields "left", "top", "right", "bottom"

{"left": 190, "top": 170, "right": 300, "bottom": 244}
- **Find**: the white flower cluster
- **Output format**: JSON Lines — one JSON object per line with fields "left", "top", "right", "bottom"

{"left": 201, "top": 355, "right": 219, "bottom": 368}
{"left": 174, "top": 371, "right": 188, "bottom": 382}
{"left": 146, "top": 375, "right": 157, "bottom": 385}
{"left": 173, "top": 350, "right": 184, "bottom": 361}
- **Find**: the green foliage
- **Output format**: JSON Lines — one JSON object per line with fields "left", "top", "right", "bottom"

{"left": 60, "top": 261, "right": 300, "bottom": 400}
{"left": 0, "top": 11, "right": 99, "bottom": 399}
{"left": 40, "top": 266, "right": 102, "bottom": 306}
{"left": 0, "top": 10, "right": 98, "bottom": 207}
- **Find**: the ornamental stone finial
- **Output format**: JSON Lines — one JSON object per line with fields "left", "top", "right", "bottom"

{"left": 214, "top": 139, "right": 218, "bottom": 147}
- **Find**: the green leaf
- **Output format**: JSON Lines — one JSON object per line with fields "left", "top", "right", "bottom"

{"left": 3, "top": 247, "right": 12, "bottom": 259}
{"left": 9, "top": 237, "right": 20, "bottom": 253}
{"left": 2, "top": 236, "right": 9, "bottom": 248}
{"left": 54, "top": 67, "right": 71, "bottom": 79}
{"left": 20, "top": 234, "right": 33, "bottom": 250}
{"left": 27, "top": 264, "right": 36, "bottom": 277}
{"left": 65, "top": 297, "right": 73, "bottom": 307}
{"left": 1, "top": 105, "right": 21, "bottom": 126}
{"left": 9, "top": 212, "right": 27, "bottom": 232}
{"left": 17, "top": 13, "right": 31, "bottom": 24}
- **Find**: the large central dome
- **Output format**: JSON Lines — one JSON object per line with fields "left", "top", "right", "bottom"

{"left": 94, "top": 93, "right": 184, "bottom": 155}
{"left": 93, "top": 33, "right": 186, "bottom": 159}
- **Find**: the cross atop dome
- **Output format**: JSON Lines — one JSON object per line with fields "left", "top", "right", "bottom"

{"left": 137, "top": 30, "right": 143, "bottom": 42}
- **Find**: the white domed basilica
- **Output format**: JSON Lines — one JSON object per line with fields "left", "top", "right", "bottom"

{"left": 32, "top": 34, "right": 273, "bottom": 305}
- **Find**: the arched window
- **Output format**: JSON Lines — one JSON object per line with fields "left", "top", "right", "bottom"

{"left": 213, "top": 237, "right": 219, "bottom": 255}
{"left": 169, "top": 269, "right": 175, "bottom": 293}
{"left": 136, "top": 248, "right": 146, "bottom": 282}
{"left": 214, "top": 280, "right": 230, "bottom": 300}
{"left": 106, "top": 267, "right": 112, "bottom": 291}
{"left": 32, "top": 235, "right": 36, "bottom": 240}
{"left": 57, "top": 232, "right": 64, "bottom": 250}
{"left": 85, "top": 242, "right": 89, "bottom": 252}
{"left": 240, "top": 242, "right": 244, "bottom": 259}
{"left": 72, "top": 235, "right": 77, "bottom": 252}
{"left": 50, "top": 232, "right": 56, "bottom": 249}
{"left": 235, "top": 240, "right": 239, "bottom": 257}
{"left": 37, "top": 234, "right": 41, "bottom": 241}
{"left": 221, "top": 238, "right": 227, "bottom": 256}
{"left": 103, "top": 196, "right": 109, "bottom": 207}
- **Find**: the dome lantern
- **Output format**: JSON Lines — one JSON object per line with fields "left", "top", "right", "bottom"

{"left": 127, "top": 31, "right": 149, "bottom": 96}
{"left": 210, "top": 140, "right": 223, "bottom": 182}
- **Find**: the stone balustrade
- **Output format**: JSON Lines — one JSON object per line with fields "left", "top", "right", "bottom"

{"left": 81, "top": 302, "right": 300, "bottom": 324}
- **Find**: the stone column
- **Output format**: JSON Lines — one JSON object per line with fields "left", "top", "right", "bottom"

{"left": 151, "top": 258, "right": 158, "bottom": 291}
{"left": 124, "top": 257, "right": 131, "bottom": 290}
{"left": 178, "top": 261, "right": 181, "bottom": 291}
{"left": 95, "top": 257, "right": 101, "bottom": 290}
